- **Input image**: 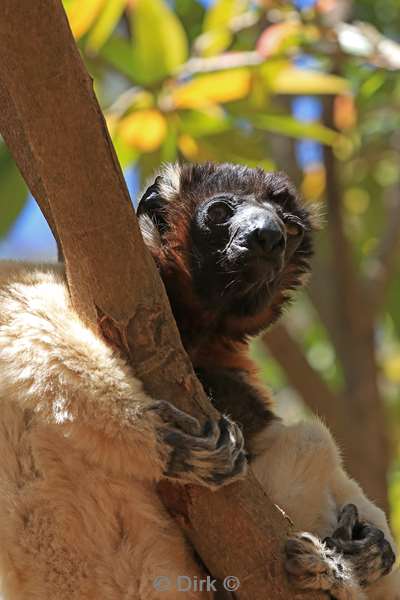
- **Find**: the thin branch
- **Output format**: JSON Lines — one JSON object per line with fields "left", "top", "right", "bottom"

{"left": 262, "top": 324, "right": 342, "bottom": 426}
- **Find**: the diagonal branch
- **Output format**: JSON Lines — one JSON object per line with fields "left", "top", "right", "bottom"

{"left": 262, "top": 324, "right": 341, "bottom": 426}
{"left": 0, "top": 1, "right": 324, "bottom": 598}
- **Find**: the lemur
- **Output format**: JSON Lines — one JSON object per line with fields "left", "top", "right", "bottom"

{"left": 0, "top": 162, "right": 397, "bottom": 600}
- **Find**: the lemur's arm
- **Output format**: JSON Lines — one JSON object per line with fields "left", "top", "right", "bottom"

{"left": 0, "top": 263, "right": 246, "bottom": 487}
{"left": 250, "top": 419, "right": 398, "bottom": 599}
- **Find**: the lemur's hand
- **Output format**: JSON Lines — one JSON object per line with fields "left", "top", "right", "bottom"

{"left": 285, "top": 532, "right": 364, "bottom": 600}
{"left": 147, "top": 400, "right": 247, "bottom": 488}
{"left": 324, "top": 504, "right": 396, "bottom": 587}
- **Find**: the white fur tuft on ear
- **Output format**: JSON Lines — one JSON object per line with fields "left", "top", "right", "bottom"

{"left": 157, "top": 162, "right": 181, "bottom": 202}
{"left": 138, "top": 214, "right": 162, "bottom": 252}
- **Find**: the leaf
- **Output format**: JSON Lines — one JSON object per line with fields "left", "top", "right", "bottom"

{"left": 100, "top": 36, "right": 136, "bottom": 80}
{"left": 178, "top": 130, "right": 275, "bottom": 170}
{"left": 63, "top": 0, "right": 105, "bottom": 40}
{"left": 252, "top": 114, "right": 338, "bottom": 145}
{"left": 203, "top": 0, "right": 248, "bottom": 32}
{"left": 0, "top": 146, "right": 28, "bottom": 238}
{"left": 178, "top": 107, "right": 232, "bottom": 136}
{"left": 118, "top": 109, "right": 168, "bottom": 152}
{"left": 112, "top": 133, "right": 139, "bottom": 169}
{"left": 257, "top": 22, "right": 301, "bottom": 58}
{"left": 86, "top": 0, "right": 127, "bottom": 51}
{"left": 200, "top": 0, "right": 248, "bottom": 56}
{"left": 267, "top": 67, "right": 349, "bottom": 95}
{"left": 172, "top": 69, "right": 251, "bottom": 109}
{"left": 130, "top": 0, "right": 188, "bottom": 86}
{"left": 194, "top": 29, "right": 233, "bottom": 57}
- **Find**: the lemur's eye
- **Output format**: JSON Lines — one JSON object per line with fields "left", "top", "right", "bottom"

{"left": 207, "top": 202, "right": 232, "bottom": 224}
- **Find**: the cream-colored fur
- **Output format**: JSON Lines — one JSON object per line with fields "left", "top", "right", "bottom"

{"left": 0, "top": 261, "right": 398, "bottom": 599}
{"left": 0, "top": 262, "right": 212, "bottom": 600}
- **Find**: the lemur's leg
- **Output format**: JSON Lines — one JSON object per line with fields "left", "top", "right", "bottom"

{"left": 0, "top": 270, "right": 246, "bottom": 488}
{"left": 250, "top": 419, "right": 396, "bottom": 599}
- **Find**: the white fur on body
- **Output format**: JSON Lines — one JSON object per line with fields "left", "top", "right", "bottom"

{"left": 0, "top": 262, "right": 398, "bottom": 599}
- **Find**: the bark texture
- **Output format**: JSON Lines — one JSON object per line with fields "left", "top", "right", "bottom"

{"left": 0, "top": 0, "right": 325, "bottom": 597}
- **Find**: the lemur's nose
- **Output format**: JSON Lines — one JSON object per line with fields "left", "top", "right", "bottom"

{"left": 248, "top": 219, "right": 285, "bottom": 255}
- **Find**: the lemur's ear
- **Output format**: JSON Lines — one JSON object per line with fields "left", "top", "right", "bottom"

{"left": 137, "top": 176, "right": 169, "bottom": 233}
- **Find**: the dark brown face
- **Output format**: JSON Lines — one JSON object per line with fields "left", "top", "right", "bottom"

{"left": 137, "top": 162, "right": 316, "bottom": 337}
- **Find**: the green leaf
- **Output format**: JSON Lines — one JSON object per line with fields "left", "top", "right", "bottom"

{"left": 131, "top": 0, "right": 188, "bottom": 86}
{"left": 111, "top": 133, "right": 139, "bottom": 169}
{"left": 252, "top": 114, "right": 338, "bottom": 145}
{"left": 100, "top": 36, "right": 136, "bottom": 80}
{"left": 86, "top": 0, "right": 126, "bottom": 51}
{"left": 0, "top": 146, "right": 28, "bottom": 238}
{"left": 178, "top": 107, "right": 232, "bottom": 137}
{"left": 203, "top": 0, "right": 248, "bottom": 32}
{"left": 181, "top": 130, "right": 274, "bottom": 170}
{"left": 200, "top": 0, "right": 248, "bottom": 56}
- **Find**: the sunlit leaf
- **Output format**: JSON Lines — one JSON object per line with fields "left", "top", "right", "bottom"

{"left": 130, "top": 0, "right": 188, "bottom": 85}
{"left": 119, "top": 109, "right": 168, "bottom": 152}
{"left": 194, "top": 29, "right": 233, "bottom": 57}
{"left": 63, "top": 0, "right": 105, "bottom": 40}
{"left": 172, "top": 69, "right": 251, "bottom": 109}
{"left": 178, "top": 107, "right": 232, "bottom": 136}
{"left": 86, "top": 0, "right": 126, "bottom": 51}
{"left": 199, "top": 0, "right": 248, "bottom": 56}
{"left": 384, "top": 354, "right": 400, "bottom": 383}
{"left": 267, "top": 67, "right": 349, "bottom": 95}
{"left": 252, "top": 114, "right": 338, "bottom": 144}
{"left": 101, "top": 36, "right": 136, "bottom": 80}
{"left": 203, "top": 0, "right": 248, "bottom": 32}
{"left": 112, "top": 133, "right": 139, "bottom": 169}
{"left": 301, "top": 167, "right": 326, "bottom": 201}
{"left": 179, "top": 130, "right": 274, "bottom": 170}
{"left": 0, "top": 146, "right": 28, "bottom": 238}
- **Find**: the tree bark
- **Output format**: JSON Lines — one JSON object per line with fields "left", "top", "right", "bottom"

{"left": 0, "top": 0, "right": 325, "bottom": 598}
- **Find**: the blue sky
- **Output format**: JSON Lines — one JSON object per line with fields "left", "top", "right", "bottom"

{"left": 0, "top": 168, "right": 140, "bottom": 261}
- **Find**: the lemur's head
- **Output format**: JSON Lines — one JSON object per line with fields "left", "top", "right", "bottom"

{"left": 137, "top": 162, "right": 317, "bottom": 343}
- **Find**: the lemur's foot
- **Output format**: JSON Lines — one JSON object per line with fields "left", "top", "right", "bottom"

{"left": 285, "top": 532, "right": 365, "bottom": 600}
{"left": 149, "top": 400, "right": 247, "bottom": 488}
{"left": 325, "top": 504, "right": 396, "bottom": 587}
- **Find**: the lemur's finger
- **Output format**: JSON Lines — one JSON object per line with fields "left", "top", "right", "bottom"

{"left": 333, "top": 504, "right": 359, "bottom": 541}
{"left": 146, "top": 400, "right": 203, "bottom": 436}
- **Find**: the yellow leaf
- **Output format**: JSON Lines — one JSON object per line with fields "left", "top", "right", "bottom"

{"left": 270, "top": 67, "right": 349, "bottom": 95}
{"left": 203, "top": 0, "right": 248, "bottom": 32}
{"left": 178, "top": 134, "right": 200, "bottom": 160}
{"left": 119, "top": 110, "right": 167, "bottom": 152}
{"left": 87, "top": 0, "right": 127, "bottom": 51}
{"left": 172, "top": 69, "right": 251, "bottom": 109}
{"left": 301, "top": 167, "right": 326, "bottom": 201}
{"left": 64, "top": 0, "right": 105, "bottom": 40}
{"left": 384, "top": 355, "right": 400, "bottom": 383}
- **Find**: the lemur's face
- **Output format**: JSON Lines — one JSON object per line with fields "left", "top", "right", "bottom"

{"left": 137, "top": 162, "right": 316, "bottom": 335}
